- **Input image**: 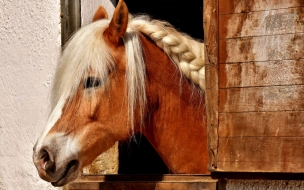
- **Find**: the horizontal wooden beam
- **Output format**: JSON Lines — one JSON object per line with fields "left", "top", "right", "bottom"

{"left": 212, "top": 172, "right": 304, "bottom": 180}
{"left": 68, "top": 174, "right": 217, "bottom": 190}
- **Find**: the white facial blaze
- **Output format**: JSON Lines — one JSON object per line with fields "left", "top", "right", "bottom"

{"left": 35, "top": 96, "right": 66, "bottom": 149}
{"left": 34, "top": 95, "right": 81, "bottom": 168}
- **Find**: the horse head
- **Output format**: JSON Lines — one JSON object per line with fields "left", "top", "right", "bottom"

{"left": 33, "top": 0, "right": 208, "bottom": 186}
{"left": 33, "top": 1, "right": 140, "bottom": 186}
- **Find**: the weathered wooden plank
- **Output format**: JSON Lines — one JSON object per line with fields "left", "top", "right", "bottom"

{"left": 69, "top": 182, "right": 216, "bottom": 190}
{"left": 216, "top": 161, "right": 304, "bottom": 173}
{"left": 68, "top": 175, "right": 217, "bottom": 190}
{"left": 217, "top": 137, "right": 304, "bottom": 172}
{"left": 219, "top": 0, "right": 304, "bottom": 15}
{"left": 219, "top": 111, "right": 304, "bottom": 137}
{"left": 213, "top": 172, "right": 304, "bottom": 180}
{"left": 219, "top": 33, "right": 304, "bottom": 63}
{"left": 213, "top": 0, "right": 304, "bottom": 174}
{"left": 73, "top": 174, "right": 215, "bottom": 182}
{"left": 219, "top": 7, "right": 304, "bottom": 39}
{"left": 219, "top": 60, "right": 304, "bottom": 88}
{"left": 219, "top": 85, "right": 304, "bottom": 113}
{"left": 218, "top": 137, "right": 304, "bottom": 162}
{"left": 204, "top": 0, "right": 219, "bottom": 171}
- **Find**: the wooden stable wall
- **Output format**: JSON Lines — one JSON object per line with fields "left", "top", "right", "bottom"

{"left": 205, "top": 0, "right": 304, "bottom": 172}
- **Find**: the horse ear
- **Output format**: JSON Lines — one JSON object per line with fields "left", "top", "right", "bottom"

{"left": 104, "top": 0, "right": 128, "bottom": 45}
{"left": 92, "top": 6, "right": 108, "bottom": 22}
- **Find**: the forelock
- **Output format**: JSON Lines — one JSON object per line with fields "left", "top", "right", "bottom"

{"left": 51, "top": 19, "right": 115, "bottom": 109}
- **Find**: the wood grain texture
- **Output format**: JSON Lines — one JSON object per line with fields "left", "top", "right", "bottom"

{"left": 219, "top": 85, "right": 304, "bottom": 113}
{"left": 71, "top": 174, "right": 216, "bottom": 182}
{"left": 216, "top": 160, "right": 304, "bottom": 173}
{"left": 217, "top": 137, "right": 304, "bottom": 172}
{"left": 204, "top": 0, "right": 219, "bottom": 170}
{"left": 220, "top": 33, "right": 304, "bottom": 63}
{"left": 69, "top": 182, "right": 216, "bottom": 190}
{"left": 219, "top": 60, "right": 304, "bottom": 88}
{"left": 219, "top": 0, "right": 304, "bottom": 15}
{"left": 68, "top": 175, "right": 217, "bottom": 190}
{"left": 213, "top": 0, "right": 304, "bottom": 173}
{"left": 219, "top": 7, "right": 304, "bottom": 39}
{"left": 218, "top": 137, "right": 304, "bottom": 162}
{"left": 219, "top": 111, "right": 304, "bottom": 137}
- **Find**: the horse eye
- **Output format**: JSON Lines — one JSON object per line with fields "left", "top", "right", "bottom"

{"left": 84, "top": 77, "right": 101, "bottom": 89}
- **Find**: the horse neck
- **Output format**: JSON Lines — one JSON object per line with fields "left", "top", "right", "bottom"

{"left": 139, "top": 34, "right": 209, "bottom": 174}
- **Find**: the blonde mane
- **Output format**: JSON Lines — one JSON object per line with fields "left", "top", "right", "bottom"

{"left": 51, "top": 15, "right": 205, "bottom": 130}
{"left": 128, "top": 15, "right": 205, "bottom": 90}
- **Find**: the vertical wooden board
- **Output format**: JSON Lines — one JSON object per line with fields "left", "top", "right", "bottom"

{"left": 219, "top": 0, "right": 304, "bottom": 15}
{"left": 219, "top": 85, "right": 304, "bottom": 113}
{"left": 219, "top": 60, "right": 304, "bottom": 88}
{"left": 204, "top": 0, "right": 219, "bottom": 170}
{"left": 217, "top": 137, "right": 304, "bottom": 172}
{"left": 219, "top": 111, "right": 304, "bottom": 137}
{"left": 219, "top": 7, "right": 304, "bottom": 39}
{"left": 61, "top": 0, "right": 81, "bottom": 46}
{"left": 220, "top": 33, "right": 304, "bottom": 63}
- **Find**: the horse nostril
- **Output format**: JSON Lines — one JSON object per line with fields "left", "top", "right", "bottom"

{"left": 39, "top": 149, "right": 56, "bottom": 173}
{"left": 45, "top": 159, "right": 56, "bottom": 173}
{"left": 40, "top": 149, "right": 49, "bottom": 160}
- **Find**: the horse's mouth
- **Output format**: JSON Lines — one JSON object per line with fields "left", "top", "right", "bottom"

{"left": 51, "top": 160, "right": 79, "bottom": 187}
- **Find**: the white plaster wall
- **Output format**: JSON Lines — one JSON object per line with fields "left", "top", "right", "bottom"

{"left": 0, "top": 1, "right": 61, "bottom": 189}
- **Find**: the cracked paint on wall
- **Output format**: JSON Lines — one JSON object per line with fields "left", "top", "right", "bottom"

{"left": 0, "top": 1, "right": 61, "bottom": 189}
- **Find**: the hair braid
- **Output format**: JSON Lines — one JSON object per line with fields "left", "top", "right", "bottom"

{"left": 128, "top": 16, "right": 206, "bottom": 90}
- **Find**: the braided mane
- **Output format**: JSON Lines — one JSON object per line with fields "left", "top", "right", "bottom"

{"left": 128, "top": 15, "right": 205, "bottom": 90}
{"left": 124, "top": 15, "right": 205, "bottom": 131}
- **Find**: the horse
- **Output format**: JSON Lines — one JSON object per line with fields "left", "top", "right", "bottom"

{"left": 33, "top": 0, "right": 208, "bottom": 186}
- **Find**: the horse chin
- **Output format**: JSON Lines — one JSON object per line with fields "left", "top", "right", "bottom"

{"left": 51, "top": 160, "right": 80, "bottom": 187}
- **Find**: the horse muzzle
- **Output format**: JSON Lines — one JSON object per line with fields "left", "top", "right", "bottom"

{"left": 33, "top": 137, "right": 81, "bottom": 186}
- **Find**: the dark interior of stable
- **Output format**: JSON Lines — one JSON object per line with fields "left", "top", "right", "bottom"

{"left": 117, "top": 0, "right": 204, "bottom": 174}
